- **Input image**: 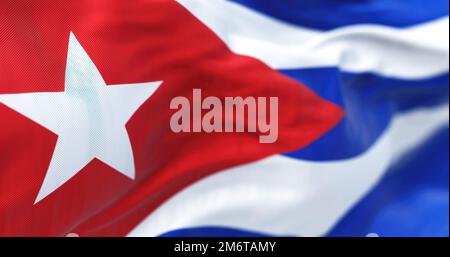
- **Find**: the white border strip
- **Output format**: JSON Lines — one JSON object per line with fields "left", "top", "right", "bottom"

{"left": 129, "top": 104, "right": 449, "bottom": 237}
{"left": 177, "top": 0, "right": 449, "bottom": 79}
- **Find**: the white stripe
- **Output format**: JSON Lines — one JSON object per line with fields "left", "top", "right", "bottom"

{"left": 129, "top": 104, "right": 449, "bottom": 237}
{"left": 177, "top": 0, "right": 449, "bottom": 79}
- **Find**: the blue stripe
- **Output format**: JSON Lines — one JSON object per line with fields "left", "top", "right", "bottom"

{"left": 161, "top": 127, "right": 449, "bottom": 237}
{"left": 328, "top": 126, "right": 449, "bottom": 237}
{"left": 281, "top": 68, "right": 448, "bottom": 161}
{"left": 159, "top": 227, "right": 270, "bottom": 237}
{"left": 229, "top": 0, "right": 449, "bottom": 30}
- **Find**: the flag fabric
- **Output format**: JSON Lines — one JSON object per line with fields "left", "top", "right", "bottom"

{"left": 0, "top": 0, "right": 448, "bottom": 237}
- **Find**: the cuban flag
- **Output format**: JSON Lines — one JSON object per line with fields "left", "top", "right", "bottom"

{"left": 0, "top": 0, "right": 448, "bottom": 237}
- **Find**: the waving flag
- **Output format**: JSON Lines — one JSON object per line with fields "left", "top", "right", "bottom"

{"left": 0, "top": 0, "right": 448, "bottom": 237}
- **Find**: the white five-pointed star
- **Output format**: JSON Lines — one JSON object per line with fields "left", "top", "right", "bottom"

{"left": 0, "top": 32, "right": 162, "bottom": 204}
